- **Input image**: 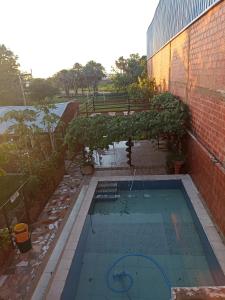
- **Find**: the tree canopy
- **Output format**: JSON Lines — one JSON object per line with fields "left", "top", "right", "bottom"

{"left": 53, "top": 60, "right": 105, "bottom": 97}
{"left": 111, "top": 53, "right": 156, "bottom": 100}
{"left": 0, "top": 45, "right": 22, "bottom": 105}
{"left": 28, "top": 78, "right": 58, "bottom": 102}
{"left": 0, "top": 102, "right": 64, "bottom": 175}
{"left": 111, "top": 54, "right": 147, "bottom": 90}
{"left": 0, "top": 44, "right": 154, "bottom": 105}
{"left": 82, "top": 61, "right": 105, "bottom": 93}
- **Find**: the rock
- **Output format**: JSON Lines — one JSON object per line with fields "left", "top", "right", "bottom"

{"left": 0, "top": 275, "right": 8, "bottom": 287}
{"left": 42, "top": 219, "right": 54, "bottom": 225}
{"left": 58, "top": 210, "right": 67, "bottom": 219}
{"left": 62, "top": 195, "right": 70, "bottom": 202}
{"left": 16, "top": 261, "right": 29, "bottom": 267}
{"left": 31, "top": 261, "right": 41, "bottom": 268}
{"left": 32, "top": 227, "right": 42, "bottom": 233}
{"left": 42, "top": 245, "right": 49, "bottom": 251}
{"left": 32, "top": 244, "right": 42, "bottom": 253}
{"left": 72, "top": 178, "right": 81, "bottom": 186}
{"left": 48, "top": 224, "right": 54, "bottom": 230}
{"left": 44, "top": 233, "right": 50, "bottom": 240}
{"left": 48, "top": 215, "right": 59, "bottom": 221}
{"left": 51, "top": 200, "right": 57, "bottom": 205}
{"left": 54, "top": 221, "right": 59, "bottom": 229}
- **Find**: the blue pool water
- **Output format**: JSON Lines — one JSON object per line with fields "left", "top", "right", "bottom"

{"left": 62, "top": 180, "right": 225, "bottom": 300}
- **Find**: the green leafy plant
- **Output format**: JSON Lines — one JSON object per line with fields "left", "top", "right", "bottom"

{"left": 111, "top": 54, "right": 147, "bottom": 92}
{"left": 0, "top": 228, "right": 11, "bottom": 251}
{"left": 128, "top": 77, "right": 156, "bottom": 100}
{"left": 0, "top": 44, "right": 22, "bottom": 105}
{"left": 65, "top": 93, "right": 189, "bottom": 165}
{"left": 0, "top": 142, "right": 15, "bottom": 176}
{"left": 24, "top": 175, "right": 40, "bottom": 195}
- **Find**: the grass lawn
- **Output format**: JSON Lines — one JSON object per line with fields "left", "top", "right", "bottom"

{"left": 0, "top": 175, "right": 27, "bottom": 207}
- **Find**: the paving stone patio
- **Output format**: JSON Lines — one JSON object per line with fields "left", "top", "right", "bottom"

{"left": 173, "top": 287, "right": 225, "bottom": 299}
{"left": 94, "top": 139, "right": 167, "bottom": 170}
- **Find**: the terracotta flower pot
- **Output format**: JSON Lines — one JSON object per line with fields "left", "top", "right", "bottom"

{"left": 80, "top": 164, "right": 94, "bottom": 175}
{"left": 174, "top": 160, "right": 184, "bottom": 174}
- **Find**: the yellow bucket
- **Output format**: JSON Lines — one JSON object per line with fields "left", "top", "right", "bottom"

{"left": 14, "top": 223, "right": 29, "bottom": 243}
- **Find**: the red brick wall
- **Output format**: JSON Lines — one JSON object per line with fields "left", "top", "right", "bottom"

{"left": 187, "top": 134, "right": 225, "bottom": 234}
{"left": 147, "top": 1, "right": 225, "bottom": 236}
{"left": 170, "top": 30, "right": 189, "bottom": 101}
{"left": 188, "top": 1, "right": 225, "bottom": 163}
{"left": 149, "top": 44, "right": 171, "bottom": 92}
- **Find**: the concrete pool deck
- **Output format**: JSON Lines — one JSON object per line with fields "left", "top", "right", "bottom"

{"left": 94, "top": 140, "right": 167, "bottom": 171}
{"left": 32, "top": 175, "right": 225, "bottom": 300}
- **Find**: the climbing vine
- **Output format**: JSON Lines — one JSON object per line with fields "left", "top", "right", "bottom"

{"left": 65, "top": 93, "right": 189, "bottom": 154}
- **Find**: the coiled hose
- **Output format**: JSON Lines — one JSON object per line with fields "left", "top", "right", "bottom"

{"left": 106, "top": 253, "right": 172, "bottom": 299}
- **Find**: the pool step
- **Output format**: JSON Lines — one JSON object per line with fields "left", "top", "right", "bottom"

{"left": 95, "top": 187, "right": 118, "bottom": 194}
{"left": 97, "top": 182, "right": 118, "bottom": 189}
{"left": 94, "top": 194, "right": 120, "bottom": 201}
{"left": 95, "top": 182, "right": 119, "bottom": 201}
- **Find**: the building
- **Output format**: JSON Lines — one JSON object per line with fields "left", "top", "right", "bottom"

{"left": 0, "top": 101, "right": 79, "bottom": 137}
{"left": 147, "top": 0, "right": 225, "bottom": 235}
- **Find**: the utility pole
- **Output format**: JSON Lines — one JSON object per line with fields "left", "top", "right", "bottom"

{"left": 19, "top": 74, "right": 27, "bottom": 106}
{"left": 19, "top": 71, "right": 32, "bottom": 106}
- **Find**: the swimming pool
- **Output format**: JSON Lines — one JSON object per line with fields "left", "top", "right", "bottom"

{"left": 61, "top": 179, "right": 225, "bottom": 300}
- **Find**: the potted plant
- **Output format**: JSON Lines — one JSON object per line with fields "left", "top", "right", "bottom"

{"left": 173, "top": 152, "right": 186, "bottom": 174}
{"left": 80, "top": 150, "right": 95, "bottom": 175}
{"left": 167, "top": 152, "right": 185, "bottom": 174}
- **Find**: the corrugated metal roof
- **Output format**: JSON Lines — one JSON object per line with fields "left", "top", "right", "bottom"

{"left": 147, "top": 0, "right": 221, "bottom": 58}
{"left": 0, "top": 102, "right": 70, "bottom": 134}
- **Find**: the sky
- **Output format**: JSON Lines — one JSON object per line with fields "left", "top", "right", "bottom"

{"left": 0, "top": 0, "right": 159, "bottom": 78}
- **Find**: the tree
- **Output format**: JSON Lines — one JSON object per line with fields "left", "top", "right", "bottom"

{"left": 71, "top": 63, "right": 84, "bottom": 95}
{"left": 111, "top": 54, "right": 147, "bottom": 91}
{"left": 53, "top": 69, "right": 72, "bottom": 97}
{"left": 28, "top": 78, "right": 59, "bottom": 102}
{"left": 0, "top": 45, "right": 22, "bottom": 104}
{"left": 0, "top": 143, "right": 14, "bottom": 176}
{"left": 53, "top": 61, "right": 105, "bottom": 96}
{"left": 0, "top": 102, "right": 64, "bottom": 175}
{"left": 115, "top": 56, "right": 127, "bottom": 73}
{"left": 53, "top": 64, "right": 85, "bottom": 97}
{"left": 36, "top": 102, "right": 61, "bottom": 153}
{"left": 0, "top": 109, "right": 38, "bottom": 174}
{"left": 83, "top": 61, "right": 105, "bottom": 94}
